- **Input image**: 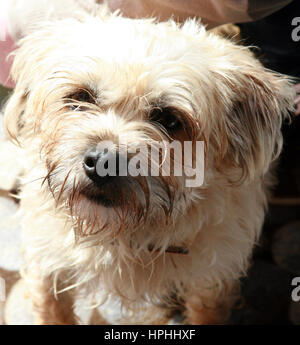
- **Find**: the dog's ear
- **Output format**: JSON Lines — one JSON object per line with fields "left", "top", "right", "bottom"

{"left": 217, "top": 55, "right": 295, "bottom": 182}
{"left": 3, "top": 87, "right": 28, "bottom": 143}
{"left": 3, "top": 35, "right": 34, "bottom": 142}
{"left": 3, "top": 30, "right": 42, "bottom": 142}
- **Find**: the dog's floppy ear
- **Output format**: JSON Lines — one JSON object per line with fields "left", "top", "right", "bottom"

{"left": 3, "top": 36, "right": 33, "bottom": 142}
{"left": 3, "top": 87, "right": 28, "bottom": 142}
{"left": 218, "top": 55, "right": 295, "bottom": 182}
{"left": 3, "top": 29, "right": 44, "bottom": 142}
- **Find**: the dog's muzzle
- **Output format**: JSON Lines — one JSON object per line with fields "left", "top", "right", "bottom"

{"left": 82, "top": 146, "right": 129, "bottom": 207}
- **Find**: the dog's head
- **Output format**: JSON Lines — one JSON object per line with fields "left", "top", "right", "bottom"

{"left": 4, "top": 14, "right": 294, "bottom": 248}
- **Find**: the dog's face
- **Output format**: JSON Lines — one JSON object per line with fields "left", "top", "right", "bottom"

{"left": 4, "top": 15, "right": 294, "bottom": 247}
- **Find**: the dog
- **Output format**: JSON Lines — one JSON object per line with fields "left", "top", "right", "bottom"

{"left": 2, "top": 8, "right": 295, "bottom": 324}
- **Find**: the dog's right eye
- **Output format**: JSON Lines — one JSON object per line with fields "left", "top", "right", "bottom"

{"left": 66, "top": 90, "right": 95, "bottom": 111}
{"left": 149, "top": 107, "right": 183, "bottom": 134}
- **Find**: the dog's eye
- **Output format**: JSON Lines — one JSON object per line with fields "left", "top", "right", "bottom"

{"left": 66, "top": 90, "right": 95, "bottom": 111}
{"left": 71, "top": 90, "right": 94, "bottom": 103}
{"left": 149, "top": 107, "right": 182, "bottom": 133}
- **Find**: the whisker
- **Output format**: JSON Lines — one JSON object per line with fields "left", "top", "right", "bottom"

{"left": 56, "top": 168, "right": 73, "bottom": 204}
{"left": 21, "top": 174, "right": 54, "bottom": 186}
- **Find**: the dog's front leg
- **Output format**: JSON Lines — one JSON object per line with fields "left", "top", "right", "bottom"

{"left": 23, "top": 270, "right": 75, "bottom": 325}
{"left": 184, "top": 282, "right": 239, "bottom": 325}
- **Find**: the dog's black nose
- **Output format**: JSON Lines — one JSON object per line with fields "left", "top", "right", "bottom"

{"left": 83, "top": 147, "right": 126, "bottom": 185}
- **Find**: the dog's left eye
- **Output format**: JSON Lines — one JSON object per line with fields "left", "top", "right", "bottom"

{"left": 149, "top": 107, "right": 182, "bottom": 133}
{"left": 66, "top": 90, "right": 95, "bottom": 110}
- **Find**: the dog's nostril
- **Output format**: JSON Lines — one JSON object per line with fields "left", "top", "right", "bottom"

{"left": 83, "top": 150, "right": 99, "bottom": 176}
{"left": 83, "top": 148, "right": 128, "bottom": 185}
{"left": 84, "top": 157, "right": 96, "bottom": 169}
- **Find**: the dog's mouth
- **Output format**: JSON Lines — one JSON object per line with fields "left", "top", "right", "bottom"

{"left": 81, "top": 180, "right": 128, "bottom": 208}
{"left": 82, "top": 191, "right": 118, "bottom": 207}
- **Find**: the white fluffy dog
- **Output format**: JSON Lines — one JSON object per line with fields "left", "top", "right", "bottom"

{"left": 2, "top": 8, "right": 294, "bottom": 324}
